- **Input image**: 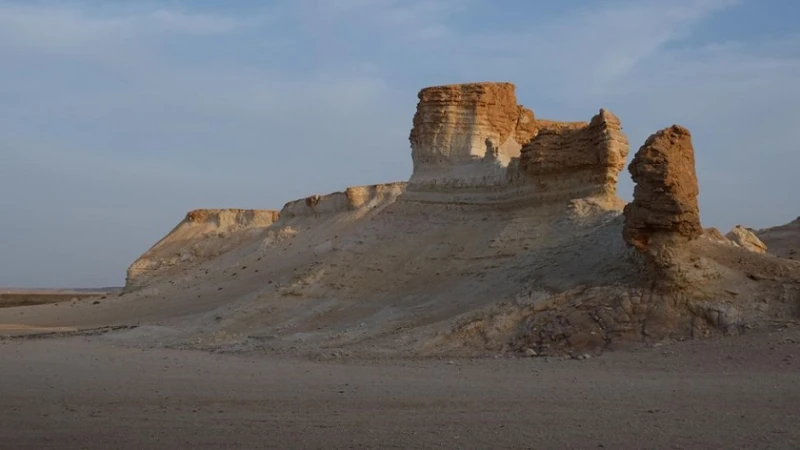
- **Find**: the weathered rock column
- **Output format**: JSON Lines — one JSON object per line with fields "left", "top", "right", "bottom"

{"left": 623, "top": 125, "right": 702, "bottom": 253}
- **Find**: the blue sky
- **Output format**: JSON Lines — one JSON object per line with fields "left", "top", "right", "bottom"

{"left": 1, "top": 0, "right": 798, "bottom": 288}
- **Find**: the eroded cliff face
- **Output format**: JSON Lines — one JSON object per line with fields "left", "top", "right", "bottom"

{"left": 408, "top": 82, "right": 538, "bottom": 190}
{"left": 623, "top": 125, "right": 702, "bottom": 253}
{"left": 125, "top": 209, "right": 279, "bottom": 290}
{"left": 406, "top": 82, "right": 629, "bottom": 208}
{"left": 277, "top": 183, "right": 406, "bottom": 221}
{"left": 519, "top": 109, "right": 628, "bottom": 205}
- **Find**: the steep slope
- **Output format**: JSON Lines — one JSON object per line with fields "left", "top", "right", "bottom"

{"left": 125, "top": 209, "right": 280, "bottom": 290}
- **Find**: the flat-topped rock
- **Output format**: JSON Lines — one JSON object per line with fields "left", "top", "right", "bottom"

{"left": 408, "top": 82, "right": 537, "bottom": 189}
{"left": 406, "top": 82, "right": 629, "bottom": 208}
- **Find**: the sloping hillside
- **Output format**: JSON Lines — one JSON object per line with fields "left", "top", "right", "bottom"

{"left": 758, "top": 218, "right": 800, "bottom": 260}
{"left": 1, "top": 82, "right": 797, "bottom": 358}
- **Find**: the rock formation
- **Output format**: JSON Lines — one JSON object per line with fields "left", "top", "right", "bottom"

{"left": 725, "top": 225, "right": 767, "bottom": 253}
{"left": 623, "top": 125, "right": 702, "bottom": 253}
{"left": 80, "top": 81, "right": 798, "bottom": 360}
{"left": 408, "top": 82, "right": 536, "bottom": 188}
{"left": 405, "top": 82, "right": 629, "bottom": 207}
{"left": 125, "top": 209, "right": 279, "bottom": 290}
{"left": 702, "top": 227, "right": 729, "bottom": 243}
{"left": 277, "top": 183, "right": 406, "bottom": 220}
{"left": 519, "top": 109, "right": 629, "bottom": 204}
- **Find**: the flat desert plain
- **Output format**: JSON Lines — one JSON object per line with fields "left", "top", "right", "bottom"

{"left": 1, "top": 328, "right": 798, "bottom": 449}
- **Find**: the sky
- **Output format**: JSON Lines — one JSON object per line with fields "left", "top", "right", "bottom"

{"left": 1, "top": 0, "right": 798, "bottom": 288}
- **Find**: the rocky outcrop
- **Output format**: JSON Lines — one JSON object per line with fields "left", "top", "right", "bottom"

{"left": 103, "top": 81, "right": 800, "bottom": 359}
{"left": 405, "top": 82, "right": 629, "bottom": 207}
{"left": 125, "top": 209, "right": 279, "bottom": 290}
{"left": 726, "top": 225, "right": 767, "bottom": 253}
{"left": 702, "top": 227, "right": 729, "bottom": 243}
{"left": 183, "top": 209, "right": 279, "bottom": 227}
{"left": 408, "top": 82, "right": 537, "bottom": 190}
{"left": 519, "top": 109, "right": 629, "bottom": 203}
{"left": 277, "top": 183, "right": 406, "bottom": 221}
{"left": 623, "top": 125, "right": 702, "bottom": 252}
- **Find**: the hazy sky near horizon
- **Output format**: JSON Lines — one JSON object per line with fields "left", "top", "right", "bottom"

{"left": 1, "top": 0, "right": 798, "bottom": 288}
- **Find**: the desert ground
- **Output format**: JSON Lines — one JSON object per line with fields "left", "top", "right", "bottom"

{"left": 1, "top": 327, "right": 798, "bottom": 450}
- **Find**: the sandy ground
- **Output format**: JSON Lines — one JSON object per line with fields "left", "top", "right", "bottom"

{"left": 1, "top": 328, "right": 798, "bottom": 450}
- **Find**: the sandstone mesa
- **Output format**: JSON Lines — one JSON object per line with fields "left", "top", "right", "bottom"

{"left": 5, "top": 81, "right": 798, "bottom": 358}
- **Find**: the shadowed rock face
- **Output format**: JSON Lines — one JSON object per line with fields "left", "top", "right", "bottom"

{"left": 623, "top": 125, "right": 702, "bottom": 252}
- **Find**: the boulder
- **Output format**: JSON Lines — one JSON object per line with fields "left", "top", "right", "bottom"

{"left": 726, "top": 225, "right": 767, "bottom": 253}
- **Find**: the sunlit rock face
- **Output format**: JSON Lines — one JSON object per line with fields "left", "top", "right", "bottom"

{"left": 406, "top": 82, "right": 629, "bottom": 207}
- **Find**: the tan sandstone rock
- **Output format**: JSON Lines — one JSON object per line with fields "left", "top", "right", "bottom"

{"left": 520, "top": 109, "right": 629, "bottom": 202}
{"left": 623, "top": 125, "right": 702, "bottom": 252}
{"left": 406, "top": 82, "right": 629, "bottom": 208}
{"left": 725, "top": 225, "right": 767, "bottom": 253}
{"left": 408, "top": 82, "right": 538, "bottom": 189}
{"left": 277, "top": 183, "right": 406, "bottom": 220}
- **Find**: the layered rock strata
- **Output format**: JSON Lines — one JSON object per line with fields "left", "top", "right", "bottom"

{"left": 519, "top": 109, "right": 628, "bottom": 204}
{"left": 277, "top": 183, "right": 406, "bottom": 221}
{"left": 623, "top": 125, "right": 702, "bottom": 253}
{"left": 408, "top": 82, "right": 537, "bottom": 191}
{"left": 405, "top": 82, "right": 629, "bottom": 207}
